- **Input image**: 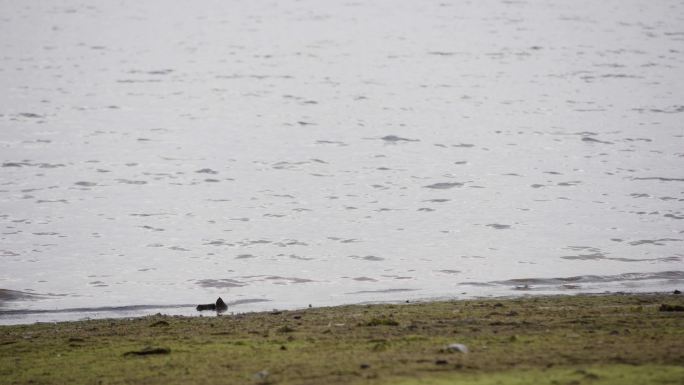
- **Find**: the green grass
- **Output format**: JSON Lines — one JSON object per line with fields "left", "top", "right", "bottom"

{"left": 391, "top": 365, "right": 684, "bottom": 385}
{"left": 1, "top": 293, "right": 683, "bottom": 384}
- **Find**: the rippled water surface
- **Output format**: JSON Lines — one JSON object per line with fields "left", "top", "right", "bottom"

{"left": 1, "top": 0, "right": 683, "bottom": 324}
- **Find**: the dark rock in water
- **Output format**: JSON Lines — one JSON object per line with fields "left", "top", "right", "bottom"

{"left": 196, "top": 297, "right": 228, "bottom": 313}
{"left": 196, "top": 303, "right": 216, "bottom": 311}
{"left": 216, "top": 297, "right": 228, "bottom": 313}
{"left": 674, "top": 290, "right": 681, "bottom": 295}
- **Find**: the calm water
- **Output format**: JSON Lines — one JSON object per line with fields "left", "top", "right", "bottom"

{"left": 1, "top": 0, "right": 683, "bottom": 324}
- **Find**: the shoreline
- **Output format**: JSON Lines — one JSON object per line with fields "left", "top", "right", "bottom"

{"left": 2, "top": 278, "right": 683, "bottom": 325}
{"left": 3, "top": 271, "right": 682, "bottom": 325}
{"left": 1, "top": 292, "right": 683, "bottom": 384}
{"left": 0, "top": 289, "right": 677, "bottom": 326}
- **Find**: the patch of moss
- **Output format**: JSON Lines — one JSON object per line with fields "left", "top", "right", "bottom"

{"left": 659, "top": 303, "right": 684, "bottom": 312}
{"left": 366, "top": 318, "right": 400, "bottom": 326}
{"left": 390, "top": 364, "right": 684, "bottom": 385}
{"left": 0, "top": 293, "right": 682, "bottom": 385}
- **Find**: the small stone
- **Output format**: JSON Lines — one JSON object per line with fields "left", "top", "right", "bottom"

{"left": 446, "top": 343, "right": 469, "bottom": 353}
{"left": 196, "top": 297, "right": 228, "bottom": 313}
{"left": 253, "top": 370, "right": 270, "bottom": 383}
{"left": 435, "top": 359, "right": 448, "bottom": 365}
{"left": 360, "top": 363, "right": 371, "bottom": 369}
{"left": 123, "top": 347, "right": 170, "bottom": 356}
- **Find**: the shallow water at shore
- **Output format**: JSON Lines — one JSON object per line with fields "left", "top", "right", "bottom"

{"left": 1, "top": 0, "right": 683, "bottom": 324}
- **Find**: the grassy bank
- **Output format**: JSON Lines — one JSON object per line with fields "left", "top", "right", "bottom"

{"left": 1, "top": 293, "right": 683, "bottom": 385}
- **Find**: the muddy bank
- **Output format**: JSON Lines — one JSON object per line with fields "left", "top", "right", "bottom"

{"left": 1, "top": 293, "right": 683, "bottom": 384}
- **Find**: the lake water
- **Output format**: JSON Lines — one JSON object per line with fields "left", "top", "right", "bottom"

{"left": 1, "top": 0, "right": 683, "bottom": 324}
